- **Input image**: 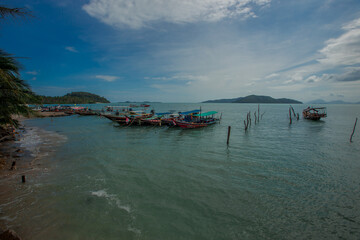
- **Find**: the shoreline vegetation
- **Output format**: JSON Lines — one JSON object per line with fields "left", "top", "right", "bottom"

{"left": 31, "top": 92, "right": 110, "bottom": 104}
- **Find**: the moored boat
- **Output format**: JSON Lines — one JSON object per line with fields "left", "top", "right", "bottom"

{"left": 175, "top": 111, "right": 220, "bottom": 129}
{"left": 302, "top": 107, "right": 327, "bottom": 120}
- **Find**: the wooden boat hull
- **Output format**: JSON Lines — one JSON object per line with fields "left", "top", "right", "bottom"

{"left": 174, "top": 121, "right": 210, "bottom": 129}
{"left": 76, "top": 111, "right": 98, "bottom": 116}
{"left": 302, "top": 107, "right": 327, "bottom": 121}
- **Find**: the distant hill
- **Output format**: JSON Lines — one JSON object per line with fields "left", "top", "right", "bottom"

{"left": 36, "top": 92, "right": 110, "bottom": 104}
{"left": 307, "top": 99, "right": 327, "bottom": 104}
{"left": 307, "top": 99, "right": 357, "bottom": 104}
{"left": 203, "top": 95, "right": 302, "bottom": 104}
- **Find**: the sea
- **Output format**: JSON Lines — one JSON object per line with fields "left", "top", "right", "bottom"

{"left": 0, "top": 103, "right": 359, "bottom": 240}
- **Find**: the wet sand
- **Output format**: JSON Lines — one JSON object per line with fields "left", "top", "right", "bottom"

{"left": 0, "top": 120, "right": 67, "bottom": 236}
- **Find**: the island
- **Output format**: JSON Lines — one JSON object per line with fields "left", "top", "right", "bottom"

{"left": 34, "top": 92, "right": 110, "bottom": 104}
{"left": 203, "top": 95, "right": 302, "bottom": 104}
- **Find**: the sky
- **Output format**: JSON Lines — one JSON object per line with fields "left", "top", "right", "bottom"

{"left": 1, "top": 0, "right": 360, "bottom": 103}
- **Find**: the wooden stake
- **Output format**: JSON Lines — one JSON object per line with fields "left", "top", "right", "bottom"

{"left": 261, "top": 112, "right": 265, "bottom": 120}
{"left": 289, "top": 108, "right": 292, "bottom": 124}
{"left": 227, "top": 126, "right": 231, "bottom": 145}
{"left": 258, "top": 104, "right": 260, "bottom": 122}
{"left": 290, "top": 105, "right": 296, "bottom": 117}
{"left": 350, "top": 117, "right": 358, "bottom": 143}
{"left": 22, "top": 175, "right": 26, "bottom": 183}
{"left": 249, "top": 111, "right": 252, "bottom": 126}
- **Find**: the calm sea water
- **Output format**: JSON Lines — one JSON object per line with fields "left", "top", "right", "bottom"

{"left": 1, "top": 103, "right": 360, "bottom": 239}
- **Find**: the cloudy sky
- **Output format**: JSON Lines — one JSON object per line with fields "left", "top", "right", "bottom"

{"left": 1, "top": 0, "right": 360, "bottom": 102}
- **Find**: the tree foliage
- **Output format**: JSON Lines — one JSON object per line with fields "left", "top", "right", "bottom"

{"left": 35, "top": 92, "right": 110, "bottom": 104}
{"left": 0, "top": 5, "right": 35, "bottom": 128}
{"left": 0, "top": 50, "right": 36, "bottom": 127}
{"left": 0, "top": 6, "right": 29, "bottom": 19}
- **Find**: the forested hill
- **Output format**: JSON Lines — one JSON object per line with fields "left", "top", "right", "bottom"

{"left": 37, "top": 92, "right": 110, "bottom": 104}
{"left": 203, "top": 95, "right": 302, "bottom": 104}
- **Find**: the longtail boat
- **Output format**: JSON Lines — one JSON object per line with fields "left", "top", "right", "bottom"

{"left": 175, "top": 111, "right": 220, "bottom": 129}
{"left": 76, "top": 111, "right": 98, "bottom": 116}
{"left": 302, "top": 107, "right": 327, "bottom": 120}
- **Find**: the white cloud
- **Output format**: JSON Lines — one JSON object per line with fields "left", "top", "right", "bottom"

{"left": 26, "top": 71, "right": 38, "bottom": 75}
{"left": 147, "top": 74, "right": 208, "bottom": 82}
{"left": 260, "top": 17, "right": 360, "bottom": 102}
{"left": 65, "top": 46, "right": 78, "bottom": 53}
{"left": 83, "top": 0, "right": 271, "bottom": 29}
{"left": 318, "top": 17, "right": 360, "bottom": 66}
{"left": 265, "top": 73, "right": 279, "bottom": 79}
{"left": 95, "top": 75, "right": 119, "bottom": 82}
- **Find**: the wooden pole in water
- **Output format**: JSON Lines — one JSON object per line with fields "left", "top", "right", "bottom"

{"left": 289, "top": 107, "right": 292, "bottom": 124}
{"left": 22, "top": 175, "right": 26, "bottom": 183}
{"left": 254, "top": 112, "right": 257, "bottom": 125}
{"left": 227, "top": 126, "right": 231, "bottom": 145}
{"left": 350, "top": 117, "right": 358, "bottom": 143}
{"left": 258, "top": 104, "right": 260, "bottom": 122}
{"left": 290, "top": 105, "right": 296, "bottom": 117}
{"left": 249, "top": 111, "right": 251, "bottom": 126}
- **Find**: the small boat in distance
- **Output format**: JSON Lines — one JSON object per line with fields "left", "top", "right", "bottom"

{"left": 303, "top": 107, "right": 327, "bottom": 120}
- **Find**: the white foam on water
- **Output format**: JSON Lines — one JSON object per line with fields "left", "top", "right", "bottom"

{"left": 19, "top": 128, "right": 43, "bottom": 156}
{"left": 127, "top": 225, "right": 141, "bottom": 235}
{"left": 91, "top": 190, "right": 131, "bottom": 213}
{"left": 18, "top": 127, "right": 67, "bottom": 159}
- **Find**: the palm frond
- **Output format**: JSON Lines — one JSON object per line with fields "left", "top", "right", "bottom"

{"left": 0, "top": 6, "right": 30, "bottom": 19}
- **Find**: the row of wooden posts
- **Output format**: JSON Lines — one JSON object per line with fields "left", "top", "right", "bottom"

{"left": 226, "top": 105, "right": 357, "bottom": 145}
{"left": 227, "top": 105, "right": 264, "bottom": 145}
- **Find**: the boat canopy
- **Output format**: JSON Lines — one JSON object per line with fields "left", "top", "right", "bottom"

{"left": 194, "top": 111, "right": 218, "bottom": 117}
{"left": 179, "top": 109, "right": 200, "bottom": 115}
{"left": 156, "top": 112, "right": 172, "bottom": 116}
{"left": 106, "top": 106, "right": 130, "bottom": 108}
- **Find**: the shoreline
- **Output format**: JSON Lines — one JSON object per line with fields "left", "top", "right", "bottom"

{"left": 0, "top": 116, "right": 68, "bottom": 237}
{"left": 0, "top": 111, "right": 69, "bottom": 171}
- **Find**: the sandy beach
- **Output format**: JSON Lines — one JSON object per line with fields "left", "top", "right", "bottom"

{"left": 0, "top": 112, "right": 69, "bottom": 238}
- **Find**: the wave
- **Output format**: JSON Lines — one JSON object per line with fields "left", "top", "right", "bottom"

{"left": 91, "top": 189, "right": 131, "bottom": 213}
{"left": 19, "top": 127, "right": 67, "bottom": 159}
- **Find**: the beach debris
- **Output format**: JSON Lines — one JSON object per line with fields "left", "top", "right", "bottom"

{"left": 0, "top": 229, "right": 22, "bottom": 240}
{"left": 10, "top": 161, "right": 16, "bottom": 170}
{"left": 350, "top": 117, "right": 358, "bottom": 143}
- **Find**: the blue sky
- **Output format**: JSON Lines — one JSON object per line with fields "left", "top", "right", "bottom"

{"left": 1, "top": 0, "right": 360, "bottom": 102}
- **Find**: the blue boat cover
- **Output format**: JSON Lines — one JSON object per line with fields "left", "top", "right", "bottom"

{"left": 155, "top": 112, "right": 172, "bottom": 115}
{"left": 179, "top": 109, "right": 200, "bottom": 115}
{"left": 193, "top": 111, "right": 218, "bottom": 117}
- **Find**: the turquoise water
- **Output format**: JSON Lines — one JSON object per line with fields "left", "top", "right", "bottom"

{"left": 1, "top": 103, "right": 360, "bottom": 239}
